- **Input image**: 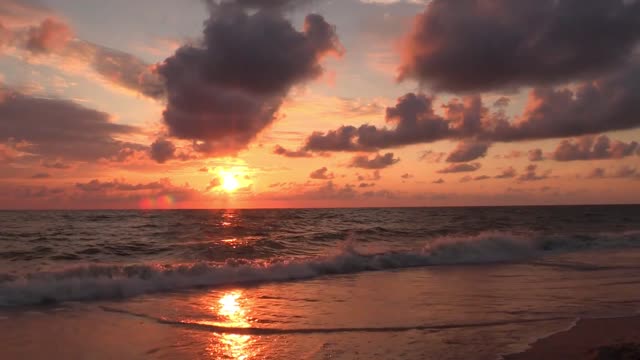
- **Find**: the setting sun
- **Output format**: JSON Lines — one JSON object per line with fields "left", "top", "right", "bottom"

{"left": 221, "top": 173, "right": 240, "bottom": 193}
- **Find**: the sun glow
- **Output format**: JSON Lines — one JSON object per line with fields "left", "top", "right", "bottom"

{"left": 221, "top": 173, "right": 240, "bottom": 193}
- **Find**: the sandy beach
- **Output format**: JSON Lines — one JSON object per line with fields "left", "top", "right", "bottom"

{"left": 505, "top": 316, "right": 640, "bottom": 360}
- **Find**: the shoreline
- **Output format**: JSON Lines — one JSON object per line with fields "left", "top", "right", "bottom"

{"left": 504, "top": 315, "right": 640, "bottom": 359}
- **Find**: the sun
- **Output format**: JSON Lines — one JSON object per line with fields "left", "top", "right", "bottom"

{"left": 221, "top": 173, "right": 240, "bottom": 193}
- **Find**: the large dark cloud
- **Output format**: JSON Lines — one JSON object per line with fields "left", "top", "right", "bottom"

{"left": 304, "top": 60, "right": 640, "bottom": 152}
{"left": 399, "top": 0, "right": 640, "bottom": 92}
{"left": 552, "top": 135, "right": 639, "bottom": 162}
{"left": 302, "top": 92, "right": 484, "bottom": 151}
{"left": 0, "top": 90, "right": 144, "bottom": 162}
{"left": 157, "top": 3, "right": 341, "bottom": 155}
{"left": 349, "top": 152, "right": 399, "bottom": 169}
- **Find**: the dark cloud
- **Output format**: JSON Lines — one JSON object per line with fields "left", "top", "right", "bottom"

{"left": 432, "top": 178, "right": 444, "bottom": 184}
{"left": 613, "top": 166, "right": 640, "bottom": 179}
{"left": 6, "top": 185, "right": 64, "bottom": 199}
{"left": 587, "top": 167, "right": 606, "bottom": 179}
{"left": 273, "top": 144, "right": 313, "bottom": 158}
{"left": 496, "top": 150, "right": 524, "bottom": 160}
{"left": 518, "top": 165, "right": 551, "bottom": 182}
{"left": 205, "top": 177, "right": 222, "bottom": 192}
{"left": 305, "top": 125, "right": 362, "bottom": 152}
{"left": 309, "top": 166, "right": 334, "bottom": 180}
{"left": 75, "top": 179, "right": 168, "bottom": 192}
{"left": 446, "top": 141, "right": 490, "bottom": 163}
{"left": 30, "top": 172, "right": 50, "bottom": 179}
{"left": 398, "top": 0, "right": 640, "bottom": 92}
{"left": 498, "top": 65, "right": 640, "bottom": 141}
{"left": 357, "top": 170, "right": 381, "bottom": 182}
{"left": 495, "top": 167, "right": 517, "bottom": 179}
{"left": 149, "top": 138, "right": 176, "bottom": 164}
{"left": 552, "top": 135, "right": 639, "bottom": 161}
{"left": 358, "top": 182, "right": 375, "bottom": 188}
{"left": 24, "top": 17, "right": 72, "bottom": 53}
{"left": 287, "top": 180, "right": 358, "bottom": 201}
{"left": 304, "top": 61, "right": 640, "bottom": 151}
{"left": 528, "top": 149, "right": 544, "bottom": 162}
{"left": 0, "top": 90, "right": 144, "bottom": 162}
{"left": 1, "top": 178, "right": 204, "bottom": 209}
{"left": 157, "top": 3, "right": 341, "bottom": 155}
{"left": 493, "top": 97, "right": 510, "bottom": 108}
{"left": 81, "top": 43, "right": 166, "bottom": 99}
{"left": 304, "top": 93, "right": 451, "bottom": 151}
{"left": 10, "top": 17, "right": 165, "bottom": 99}
{"left": 350, "top": 152, "right": 399, "bottom": 169}
{"left": 418, "top": 150, "right": 445, "bottom": 162}
{"left": 437, "top": 162, "right": 481, "bottom": 173}
{"left": 461, "top": 174, "right": 491, "bottom": 182}
{"left": 41, "top": 160, "right": 70, "bottom": 169}
{"left": 587, "top": 166, "right": 640, "bottom": 180}
{"left": 401, "top": 173, "right": 413, "bottom": 179}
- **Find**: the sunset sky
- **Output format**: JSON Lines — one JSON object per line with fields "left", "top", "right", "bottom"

{"left": 1, "top": 0, "right": 639, "bottom": 209}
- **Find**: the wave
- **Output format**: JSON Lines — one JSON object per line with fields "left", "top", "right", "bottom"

{"left": 100, "top": 306, "right": 573, "bottom": 335}
{"left": 1, "top": 230, "right": 639, "bottom": 306}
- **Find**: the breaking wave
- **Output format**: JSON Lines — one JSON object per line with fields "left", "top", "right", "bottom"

{"left": 1, "top": 230, "right": 639, "bottom": 306}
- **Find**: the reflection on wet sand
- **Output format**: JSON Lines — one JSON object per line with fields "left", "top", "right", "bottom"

{"left": 206, "top": 291, "right": 257, "bottom": 359}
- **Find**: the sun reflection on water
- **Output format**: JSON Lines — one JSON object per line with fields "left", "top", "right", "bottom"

{"left": 221, "top": 210, "right": 238, "bottom": 227}
{"left": 206, "top": 291, "right": 256, "bottom": 359}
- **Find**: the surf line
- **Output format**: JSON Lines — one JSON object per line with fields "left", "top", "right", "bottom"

{"left": 100, "top": 306, "right": 573, "bottom": 335}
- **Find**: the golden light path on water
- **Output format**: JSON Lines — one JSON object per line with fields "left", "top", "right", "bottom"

{"left": 205, "top": 290, "right": 256, "bottom": 359}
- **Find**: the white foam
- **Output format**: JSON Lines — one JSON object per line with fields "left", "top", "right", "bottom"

{"left": 1, "top": 230, "right": 639, "bottom": 306}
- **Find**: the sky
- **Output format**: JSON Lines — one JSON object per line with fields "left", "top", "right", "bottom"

{"left": 0, "top": 0, "right": 639, "bottom": 209}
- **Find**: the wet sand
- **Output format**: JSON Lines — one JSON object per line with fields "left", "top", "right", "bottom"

{"left": 505, "top": 315, "right": 640, "bottom": 360}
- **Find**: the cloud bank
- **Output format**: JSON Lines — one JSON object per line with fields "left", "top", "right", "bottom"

{"left": 398, "top": 0, "right": 640, "bottom": 92}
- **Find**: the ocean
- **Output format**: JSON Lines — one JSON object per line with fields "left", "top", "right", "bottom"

{"left": 1, "top": 205, "right": 640, "bottom": 359}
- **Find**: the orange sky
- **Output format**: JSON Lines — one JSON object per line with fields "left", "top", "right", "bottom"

{"left": 0, "top": 0, "right": 639, "bottom": 209}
